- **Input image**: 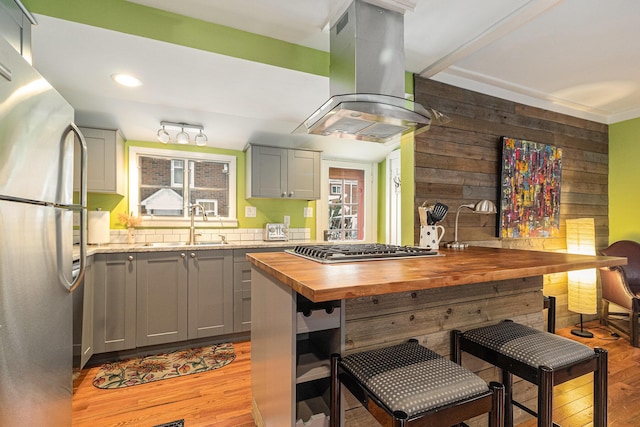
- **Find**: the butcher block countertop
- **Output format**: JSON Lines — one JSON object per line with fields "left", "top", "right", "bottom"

{"left": 246, "top": 246, "right": 626, "bottom": 302}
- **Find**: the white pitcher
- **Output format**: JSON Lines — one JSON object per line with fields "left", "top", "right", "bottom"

{"left": 419, "top": 225, "right": 445, "bottom": 250}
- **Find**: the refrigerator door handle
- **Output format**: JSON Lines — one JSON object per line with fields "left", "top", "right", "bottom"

{"left": 62, "top": 124, "right": 88, "bottom": 293}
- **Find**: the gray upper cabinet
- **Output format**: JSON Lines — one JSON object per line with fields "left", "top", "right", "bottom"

{"left": 136, "top": 251, "right": 189, "bottom": 347}
{"left": 0, "top": 0, "right": 34, "bottom": 62}
{"left": 246, "top": 145, "right": 320, "bottom": 200}
{"left": 93, "top": 253, "right": 137, "bottom": 353}
{"left": 74, "top": 127, "right": 125, "bottom": 194}
{"left": 73, "top": 255, "right": 94, "bottom": 369}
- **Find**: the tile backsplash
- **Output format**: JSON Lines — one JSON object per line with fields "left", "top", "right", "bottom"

{"left": 75, "top": 227, "right": 311, "bottom": 245}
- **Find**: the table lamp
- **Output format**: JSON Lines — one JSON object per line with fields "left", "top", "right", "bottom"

{"left": 448, "top": 200, "right": 497, "bottom": 249}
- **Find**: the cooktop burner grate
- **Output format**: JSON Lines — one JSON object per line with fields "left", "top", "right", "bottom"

{"left": 286, "top": 243, "right": 438, "bottom": 263}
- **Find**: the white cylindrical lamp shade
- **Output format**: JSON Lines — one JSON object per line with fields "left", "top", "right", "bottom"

{"left": 566, "top": 218, "right": 597, "bottom": 315}
{"left": 567, "top": 268, "right": 598, "bottom": 314}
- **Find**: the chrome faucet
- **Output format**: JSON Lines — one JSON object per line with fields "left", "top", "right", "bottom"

{"left": 188, "top": 203, "right": 208, "bottom": 244}
{"left": 217, "top": 214, "right": 228, "bottom": 244}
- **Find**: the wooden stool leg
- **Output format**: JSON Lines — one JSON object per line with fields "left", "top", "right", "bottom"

{"left": 501, "top": 369, "right": 513, "bottom": 427}
{"left": 632, "top": 312, "right": 640, "bottom": 347}
{"left": 330, "top": 354, "right": 340, "bottom": 427}
{"left": 537, "top": 366, "right": 553, "bottom": 427}
{"left": 594, "top": 348, "right": 608, "bottom": 427}
{"left": 547, "top": 296, "right": 556, "bottom": 334}
{"left": 451, "top": 330, "right": 462, "bottom": 364}
{"left": 489, "top": 381, "right": 505, "bottom": 427}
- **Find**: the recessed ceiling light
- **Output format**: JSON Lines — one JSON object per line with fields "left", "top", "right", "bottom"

{"left": 111, "top": 73, "right": 142, "bottom": 88}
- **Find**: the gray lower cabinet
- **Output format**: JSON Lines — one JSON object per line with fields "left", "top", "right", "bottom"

{"left": 233, "top": 250, "right": 254, "bottom": 333}
{"left": 93, "top": 253, "right": 137, "bottom": 353}
{"left": 92, "top": 247, "right": 283, "bottom": 355}
{"left": 135, "top": 249, "right": 234, "bottom": 347}
{"left": 233, "top": 247, "right": 291, "bottom": 333}
{"left": 73, "top": 255, "right": 94, "bottom": 369}
{"left": 188, "top": 249, "right": 234, "bottom": 338}
{"left": 136, "top": 251, "right": 189, "bottom": 346}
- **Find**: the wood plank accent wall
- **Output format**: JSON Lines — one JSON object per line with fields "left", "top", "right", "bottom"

{"left": 413, "top": 78, "right": 609, "bottom": 328}
{"left": 343, "top": 277, "right": 544, "bottom": 427}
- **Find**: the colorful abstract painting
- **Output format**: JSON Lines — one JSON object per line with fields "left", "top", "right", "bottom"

{"left": 499, "top": 137, "right": 562, "bottom": 238}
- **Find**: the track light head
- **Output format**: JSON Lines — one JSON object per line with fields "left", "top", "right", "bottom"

{"left": 157, "top": 126, "right": 170, "bottom": 143}
{"left": 194, "top": 130, "right": 208, "bottom": 146}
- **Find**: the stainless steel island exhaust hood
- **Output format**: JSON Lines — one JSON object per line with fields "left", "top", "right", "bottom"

{"left": 293, "top": 0, "right": 444, "bottom": 143}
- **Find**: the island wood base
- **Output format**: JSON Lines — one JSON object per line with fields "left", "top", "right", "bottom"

{"left": 251, "top": 267, "right": 545, "bottom": 427}
{"left": 343, "top": 276, "right": 543, "bottom": 426}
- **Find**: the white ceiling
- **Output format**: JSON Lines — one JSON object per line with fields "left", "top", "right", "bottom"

{"left": 30, "top": 0, "right": 640, "bottom": 162}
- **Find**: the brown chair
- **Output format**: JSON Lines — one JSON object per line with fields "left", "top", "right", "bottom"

{"left": 600, "top": 240, "right": 640, "bottom": 347}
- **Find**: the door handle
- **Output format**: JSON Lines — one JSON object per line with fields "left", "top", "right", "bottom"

{"left": 62, "top": 124, "right": 88, "bottom": 294}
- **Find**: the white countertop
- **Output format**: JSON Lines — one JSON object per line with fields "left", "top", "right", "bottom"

{"left": 74, "top": 240, "right": 322, "bottom": 258}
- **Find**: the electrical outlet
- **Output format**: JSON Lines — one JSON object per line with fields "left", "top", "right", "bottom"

{"left": 303, "top": 207, "right": 313, "bottom": 218}
{"left": 284, "top": 215, "right": 290, "bottom": 226}
{"left": 245, "top": 206, "right": 256, "bottom": 218}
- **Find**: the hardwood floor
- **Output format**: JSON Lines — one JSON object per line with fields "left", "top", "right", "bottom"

{"left": 518, "top": 320, "right": 640, "bottom": 427}
{"left": 72, "top": 341, "right": 254, "bottom": 427}
{"left": 72, "top": 321, "right": 640, "bottom": 426}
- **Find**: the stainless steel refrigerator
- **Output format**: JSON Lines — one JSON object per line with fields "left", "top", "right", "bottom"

{"left": 0, "top": 36, "right": 87, "bottom": 425}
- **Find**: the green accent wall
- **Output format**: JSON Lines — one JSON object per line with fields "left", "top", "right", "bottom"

{"left": 22, "top": 0, "right": 328, "bottom": 76}
{"left": 609, "top": 118, "right": 640, "bottom": 243}
{"left": 27, "top": 0, "right": 419, "bottom": 242}
{"left": 88, "top": 141, "right": 316, "bottom": 238}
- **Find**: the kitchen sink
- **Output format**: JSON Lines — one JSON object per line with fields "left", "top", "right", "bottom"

{"left": 144, "top": 242, "right": 184, "bottom": 247}
{"left": 143, "top": 241, "right": 227, "bottom": 247}
{"left": 191, "top": 241, "right": 227, "bottom": 246}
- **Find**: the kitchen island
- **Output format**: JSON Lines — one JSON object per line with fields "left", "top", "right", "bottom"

{"left": 247, "top": 246, "right": 625, "bottom": 427}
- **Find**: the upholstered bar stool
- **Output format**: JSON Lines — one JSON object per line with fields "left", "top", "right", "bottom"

{"left": 452, "top": 321, "right": 608, "bottom": 427}
{"left": 329, "top": 340, "right": 504, "bottom": 427}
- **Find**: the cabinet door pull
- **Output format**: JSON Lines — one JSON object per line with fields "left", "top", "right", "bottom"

{"left": 180, "top": 253, "right": 186, "bottom": 258}
{"left": 190, "top": 253, "right": 197, "bottom": 258}
{"left": 288, "top": 192, "right": 294, "bottom": 197}
{"left": 127, "top": 255, "right": 134, "bottom": 261}
{"left": 281, "top": 192, "right": 286, "bottom": 197}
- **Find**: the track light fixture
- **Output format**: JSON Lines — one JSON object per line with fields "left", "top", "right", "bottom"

{"left": 156, "top": 121, "right": 207, "bottom": 146}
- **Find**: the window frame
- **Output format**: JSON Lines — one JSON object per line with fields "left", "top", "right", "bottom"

{"left": 170, "top": 159, "right": 195, "bottom": 188}
{"left": 317, "top": 160, "right": 377, "bottom": 242}
{"left": 129, "top": 146, "right": 237, "bottom": 227}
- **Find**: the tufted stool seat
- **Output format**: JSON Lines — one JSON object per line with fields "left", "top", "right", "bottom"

{"left": 452, "top": 321, "right": 608, "bottom": 427}
{"left": 329, "top": 340, "right": 504, "bottom": 427}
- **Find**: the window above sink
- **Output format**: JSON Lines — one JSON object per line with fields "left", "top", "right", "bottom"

{"left": 129, "top": 146, "right": 237, "bottom": 227}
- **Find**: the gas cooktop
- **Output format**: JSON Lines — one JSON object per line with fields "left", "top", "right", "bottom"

{"left": 286, "top": 243, "right": 438, "bottom": 264}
